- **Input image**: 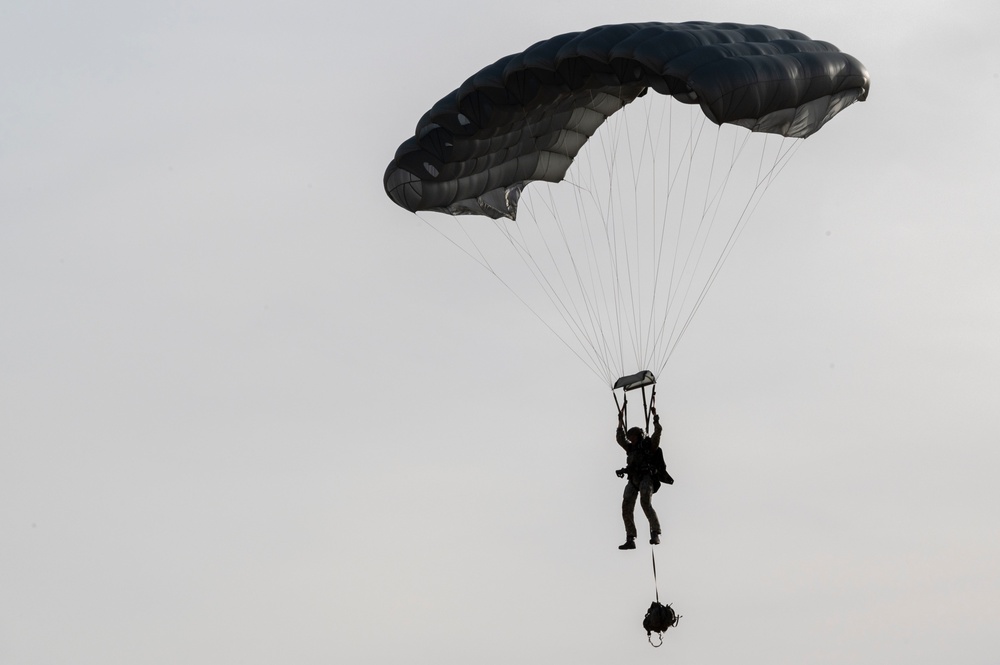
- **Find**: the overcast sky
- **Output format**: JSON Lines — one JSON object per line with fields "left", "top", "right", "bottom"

{"left": 2, "top": 1, "right": 999, "bottom": 663}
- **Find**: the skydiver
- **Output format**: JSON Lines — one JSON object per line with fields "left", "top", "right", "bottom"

{"left": 615, "top": 405, "right": 667, "bottom": 550}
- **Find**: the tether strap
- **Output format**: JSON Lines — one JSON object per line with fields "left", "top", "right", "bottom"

{"left": 652, "top": 548, "right": 660, "bottom": 604}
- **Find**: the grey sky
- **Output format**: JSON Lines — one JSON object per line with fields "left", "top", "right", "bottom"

{"left": 2, "top": 1, "right": 999, "bottom": 663}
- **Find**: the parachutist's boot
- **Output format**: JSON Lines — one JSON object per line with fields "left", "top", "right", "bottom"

{"left": 650, "top": 531, "right": 660, "bottom": 545}
{"left": 619, "top": 536, "right": 636, "bottom": 550}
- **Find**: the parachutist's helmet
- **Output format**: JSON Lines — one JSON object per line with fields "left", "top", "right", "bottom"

{"left": 627, "top": 427, "right": 644, "bottom": 443}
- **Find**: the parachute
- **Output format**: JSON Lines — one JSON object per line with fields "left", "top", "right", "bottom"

{"left": 384, "top": 21, "right": 869, "bottom": 387}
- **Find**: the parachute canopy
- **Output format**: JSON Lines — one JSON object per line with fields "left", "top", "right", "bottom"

{"left": 384, "top": 21, "right": 869, "bottom": 387}
{"left": 384, "top": 21, "right": 870, "bottom": 220}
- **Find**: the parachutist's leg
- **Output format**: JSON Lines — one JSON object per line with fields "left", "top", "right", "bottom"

{"left": 639, "top": 477, "right": 661, "bottom": 536}
{"left": 622, "top": 481, "right": 639, "bottom": 539}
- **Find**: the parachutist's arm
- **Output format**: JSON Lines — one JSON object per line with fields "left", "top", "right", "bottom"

{"left": 650, "top": 408, "right": 663, "bottom": 449}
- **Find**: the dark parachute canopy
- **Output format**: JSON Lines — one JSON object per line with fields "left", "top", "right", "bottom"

{"left": 384, "top": 22, "right": 869, "bottom": 386}
{"left": 384, "top": 21, "right": 869, "bottom": 220}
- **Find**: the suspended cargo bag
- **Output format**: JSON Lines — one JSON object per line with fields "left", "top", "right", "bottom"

{"left": 642, "top": 600, "right": 680, "bottom": 647}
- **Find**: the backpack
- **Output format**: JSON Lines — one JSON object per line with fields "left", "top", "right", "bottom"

{"left": 650, "top": 447, "right": 674, "bottom": 486}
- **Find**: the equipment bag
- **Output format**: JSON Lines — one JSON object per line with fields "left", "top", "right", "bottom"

{"left": 652, "top": 447, "right": 673, "bottom": 485}
{"left": 642, "top": 601, "right": 680, "bottom": 646}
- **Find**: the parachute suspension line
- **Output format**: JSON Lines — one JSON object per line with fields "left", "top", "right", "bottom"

{"left": 610, "top": 91, "right": 677, "bottom": 376}
{"left": 621, "top": 95, "right": 650, "bottom": 376}
{"left": 530, "top": 108, "right": 612, "bottom": 381}
{"left": 569, "top": 162, "right": 628, "bottom": 386}
{"left": 635, "top": 93, "right": 666, "bottom": 371}
{"left": 648, "top": 97, "right": 675, "bottom": 367}
{"left": 420, "top": 207, "right": 610, "bottom": 386}
{"left": 512, "top": 191, "right": 602, "bottom": 365}
{"left": 519, "top": 92, "right": 643, "bottom": 384}
{"left": 469, "top": 98, "right": 637, "bottom": 386}
{"left": 537, "top": 177, "right": 619, "bottom": 382}
{"left": 653, "top": 131, "right": 763, "bottom": 373}
{"left": 602, "top": 110, "right": 634, "bottom": 381}
{"left": 645, "top": 97, "right": 687, "bottom": 370}
{"left": 763, "top": 135, "right": 803, "bottom": 190}
{"left": 575, "top": 159, "right": 628, "bottom": 381}
{"left": 545, "top": 162, "right": 624, "bottom": 382}
{"left": 595, "top": 102, "right": 638, "bottom": 384}
{"left": 697, "top": 135, "right": 802, "bottom": 294}
{"left": 571, "top": 100, "right": 633, "bottom": 382}
{"left": 650, "top": 124, "right": 751, "bottom": 366}
{"left": 663, "top": 111, "right": 708, "bottom": 346}
{"left": 572, "top": 108, "right": 636, "bottom": 381}
{"left": 643, "top": 109, "right": 709, "bottom": 370}
{"left": 581, "top": 94, "right": 741, "bottom": 378}
{"left": 653, "top": 134, "right": 804, "bottom": 373}
{"left": 417, "top": 212, "right": 498, "bottom": 276}
{"left": 638, "top": 98, "right": 658, "bottom": 370}
{"left": 506, "top": 192, "right": 616, "bottom": 382}
{"left": 667, "top": 112, "right": 711, "bottom": 313}
{"left": 420, "top": 96, "right": 803, "bottom": 388}
{"left": 571, "top": 171, "right": 626, "bottom": 383}
{"left": 631, "top": 90, "right": 669, "bottom": 374}
{"left": 587, "top": 162, "right": 628, "bottom": 382}
{"left": 618, "top": 94, "right": 641, "bottom": 375}
{"left": 602, "top": 100, "right": 642, "bottom": 378}
{"left": 646, "top": 98, "right": 682, "bottom": 371}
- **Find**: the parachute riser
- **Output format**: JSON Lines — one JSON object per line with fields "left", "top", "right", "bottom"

{"left": 641, "top": 385, "right": 656, "bottom": 434}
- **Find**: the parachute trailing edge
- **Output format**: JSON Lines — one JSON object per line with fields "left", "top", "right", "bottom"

{"left": 384, "top": 21, "right": 870, "bottom": 221}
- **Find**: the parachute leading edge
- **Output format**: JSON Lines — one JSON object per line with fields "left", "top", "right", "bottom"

{"left": 384, "top": 21, "right": 870, "bottom": 221}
